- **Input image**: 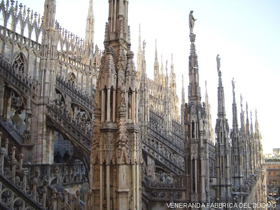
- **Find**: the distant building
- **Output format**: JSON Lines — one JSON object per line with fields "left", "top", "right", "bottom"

{"left": 273, "top": 148, "right": 280, "bottom": 156}
{"left": 265, "top": 156, "right": 280, "bottom": 198}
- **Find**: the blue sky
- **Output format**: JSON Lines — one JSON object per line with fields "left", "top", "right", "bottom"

{"left": 14, "top": 0, "right": 280, "bottom": 154}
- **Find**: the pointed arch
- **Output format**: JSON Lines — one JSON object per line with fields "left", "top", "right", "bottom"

{"left": 67, "top": 72, "right": 76, "bottom": 86}
{"left": 12, "top": 52, "right": 27, "bottom": 75}
{"left": 128, "top": 88, "right": 133, "bottom": 120}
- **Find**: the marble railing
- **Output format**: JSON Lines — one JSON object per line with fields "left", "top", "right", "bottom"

{"left": 142, "top": 137, "right": 184, "bottom": 175}
{"left": 0, "top": 56, "right": 37, "bottom": 97}
{"left": 45, "top": 103, "right": 92, "bottom": 155}
{"left": 23, "top": 162, "right": 87, "bottom": 187}
{"left": 0, "top": 132, "right": 91, "bottom": 210}
{"left": 142, "top": 181, "right": 185, "bottom": 202}
{"left": 147, "top": 126, "right": 184, "bottom": 156}
{"left": 56, "top": 76, "right": 94, "bottom": 112}
{"left": 149, "top": 111, "right": 184, "bottom": 152}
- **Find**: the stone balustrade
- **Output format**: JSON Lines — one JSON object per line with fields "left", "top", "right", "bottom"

{"left": 46, "top": 103, "right": 92, "bottom": 155}
{"left": 142, "top": 182, "right": 185, "bottom": 202}
{"left": 0, "top": 131, "right": 91, "bottom": 210}
{"left": 0, "top": 55, "right": 38, "bottom": 96}
{"left": 56, "top": 76, "right": 94, "bottom": 112}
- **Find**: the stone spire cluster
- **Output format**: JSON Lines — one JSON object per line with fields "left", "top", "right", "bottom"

{"left": 154, "top": 40, "right": 160, "bottom": 84}
{"left": 84, "top": 0, "right": 95, "bottom": 65}
{"left": 0, "top": 1, "right": 267, "bottom": 208}
{"left": 169, "top": 54, "right": 180, "bottom": 122}
{"left": 205, "top": 81, "right": 214, "bottom": 144}
{"left": 184, "top": 11, "right": 209, "bottom": 203}
{"left": 136, "top": 24, "right": 142, "bottom": 86}
{"left": 90, "top": 0, "right": 141, "bottom": 209}
{"left": 188, "top": 32, "right": 201, "bottom": 103}
{"left": 136, "top": 31, "right": 180, "bottom": 123}
{"left": 214, "top": 55, "right": 231, "bottom": 202}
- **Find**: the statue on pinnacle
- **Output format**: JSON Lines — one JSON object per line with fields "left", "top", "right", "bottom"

{"left": 217, "top": 54, "right": 222, "bottom": 78}
{"left": 216, "top": 54, "right": 221, "bottom": 70}
{"left": 189, "top": 11, "right": 196, "bottom": 34}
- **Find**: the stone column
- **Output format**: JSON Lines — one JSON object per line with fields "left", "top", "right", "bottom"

{"left": 132, "top": 91, "right": 135, "bottom": 123}
{"left": 100, "top": 164, "right": 104, "bottom": 210}
{"left": 106, "top": 164, "right": 110, "bottom": 210}
{"left": 113, "top": 90, "right": 116, "bottom": 122}
{"left": 107, "top": 88, "right": 110, "bottom": 122}
{"left": 101, "top": 90, "right": 105, "bottom": 122}
{"left": 0, "top": 78, "right": 5, "bottom": 118}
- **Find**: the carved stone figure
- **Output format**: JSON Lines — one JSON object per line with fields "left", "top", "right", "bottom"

{"left": 216, "top": 54, "right": 221, "bottom": 70}
{"left": 189, "top": 11, "right": 196, "bottom": 34}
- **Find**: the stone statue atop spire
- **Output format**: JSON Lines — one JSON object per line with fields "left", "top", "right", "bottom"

{"left": 216, "top": 54, "right": 221, "bottom": 71}
{"left": 189, "top": 10, "right": 196, "bottom": 34}
{"left": 232, "top": 78, "right": 235, "bottom": 98}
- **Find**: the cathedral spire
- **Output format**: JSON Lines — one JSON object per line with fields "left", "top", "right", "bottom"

{"left": 246, "top": 102, "right": 250, "bottom": 135}
{"left": 85, "top": 0, "right": 94, "bottom": 49}
{"left": 215, "top": 54, "right": 231, "bottom": 202}
{"left": 137, "top": 24, "right": 142, "bottom": 84}
{"left": 182, "top": 75, "right": 185, "bottom": 104}
{"left": 170, "top": 54, "right": 174, "bottom": 73}
{"left": 91, "top": 1, "right": 141, "bottom": 208}
{"left": 188, "top": 11, "right": 201, "bottom": 103}
{"left": 84, "top": 0, "right": 95, "bottom": 65}
{"left": 106, "top": 0, "right": 130, "bottom": 44}
{"left": 142, "top": 40, "right": 147, "bottom": 75}
{"left": 181, "top": 75, "right": 185, "bottom": 128}
{"left": 255, "top": 109, "right": 260, "bottom": 137}
{"left": 205, "top": 81, "right": 214, "bottom": 143}
{"left": 155, "top": 39, "right": 158, "bottom": 60}
{"left": 250, "top": 110, "right": 254, "bottom": 136}
{"left": 185, "top": 12, "right": 209, "bottom": 203}
{"left": 165, "top": 60, "right": 169, "bottom": 86}
{"left": 160, "top": 55, "right": 165, "bottom": 86}
{"left": 217, "top": 55, "right": 226, "bottom": 118}
{"left": 154, "top": 39, "right": 159, "bottom": 83}
{"left": 232, "top": 78, "right": 238, "bottom": 132}
{"left": 138, "top": 24, "right": 142, "bottom": 52}
{"left": 169, "top": 54, "right": 178, "bottom": 102}
{"left": 240, "top": 95, "right": 245, "bottom": 133}
{"left": 231, "top": 79, "right": 243, "bottom": 192}
{"left": 43, "top": 0, "right": 56, "bottom": 29}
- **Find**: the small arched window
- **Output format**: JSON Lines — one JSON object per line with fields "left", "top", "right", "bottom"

{"left": 128, "top": 88, "right": 133, "bottom": 119}
{"left": 67, "top": 73, "right": 76, "bottom": 86}
{"left": 12, "top": 53, "right": 26, "bottom": 75}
